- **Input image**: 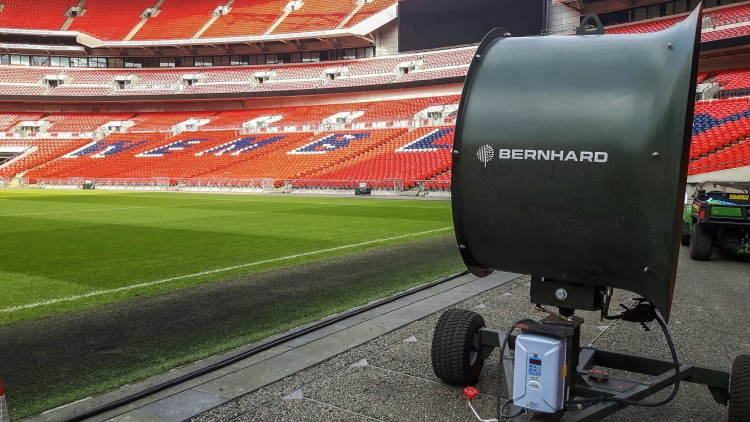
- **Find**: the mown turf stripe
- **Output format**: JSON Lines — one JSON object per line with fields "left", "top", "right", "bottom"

{"left": 0, "top": 227, "right": 452, "bottom": 313}
{"left": 0, "top": 200, "right": 247, "bottom": 217}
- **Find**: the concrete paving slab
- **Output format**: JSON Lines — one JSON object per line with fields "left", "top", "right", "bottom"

{"left": 233, "top": 398, "right": 381, "bottom": 422}
{"left": 187, "top": 273, "right": 519, "bottom": 403}
{"left": 104, "top": 410, "right": 168, "bottom": 422}
{"left": 301, "top": 365, "right": 497, "bottom": 422}
{"left": 139, "top": 391, "right": 227, "bottom": 422}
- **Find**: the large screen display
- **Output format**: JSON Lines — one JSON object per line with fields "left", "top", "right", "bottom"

{"left": 398, "top": 0, "right": 547, "bottom": 52}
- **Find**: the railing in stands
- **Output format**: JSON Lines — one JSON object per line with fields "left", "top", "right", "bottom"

{"left": 30, "top": 177, "right": 452, "bottom": 193}
{"left": 689, "top": 158, "right": 750, "bottom": 173}
{"left": 289, "top": 179, "right": 405, "bottom": 191}
{"left": 716, "top": 89, "right": 750, "bottom": 100}
{"left": 415, "top": 179, "right": 451, "bottom": 192}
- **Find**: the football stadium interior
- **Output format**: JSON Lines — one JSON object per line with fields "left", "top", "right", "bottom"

{"left": 1, "top": 0, "right": 750, "bottom": 421}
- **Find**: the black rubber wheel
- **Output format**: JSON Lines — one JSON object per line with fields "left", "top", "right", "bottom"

{"left": 681, "top": 222, "right": 691, "bottom": 246}
{"left": 729, "top": 355, "right": 750, "bottom": 422}
{"left": 689, "top": 223, "right": 713, "bottom": 261}
{"left": 431, "top": 308, "right": 486, "bottom": 386}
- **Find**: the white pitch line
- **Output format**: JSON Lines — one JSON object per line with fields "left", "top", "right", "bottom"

{"left": 0, "top": 227, "right": 453, "bottom": 313}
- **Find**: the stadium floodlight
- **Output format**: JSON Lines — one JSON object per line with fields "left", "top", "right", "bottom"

{"left": 430, "top": 5, "right": 750, "bottom": 421}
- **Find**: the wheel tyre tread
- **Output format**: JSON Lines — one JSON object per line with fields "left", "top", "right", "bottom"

{"left": 729, "top": 355, "right": 750, "bottom": 422}
{"left": 431, "top": 308, "right": 485, "bottom": 386}
{"left": 690, "top": 223, "right": 713, "bottom": 261}
{"left": 681, "top": 233, "right": 690, "bottom": 246}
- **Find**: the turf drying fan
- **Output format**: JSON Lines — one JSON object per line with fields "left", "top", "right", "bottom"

{"left": 431, "top": 5, "right": 750, "bottom": 421}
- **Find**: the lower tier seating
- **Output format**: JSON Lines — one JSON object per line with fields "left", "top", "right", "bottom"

{"left": 300, "top": 127, "right": 453, "bottom": 188}
{"left": 8, "top": 95, "right": 750, "bottom": 186}
{"left": 0, "top": 138, "right": 92, "bottom": 179}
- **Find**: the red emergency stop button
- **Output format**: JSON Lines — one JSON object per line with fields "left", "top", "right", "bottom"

{"left": 464, "top": 386, "right": 478, "bottom": 401}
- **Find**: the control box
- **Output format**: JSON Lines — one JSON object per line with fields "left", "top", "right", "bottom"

{"left": 512, "top": 332, "right": 567, "bottom": 413}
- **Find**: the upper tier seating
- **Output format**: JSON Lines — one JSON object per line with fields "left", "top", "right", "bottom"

{"left": 604, "top": 2, "right": 750, "bottom": 43}
{"left": 271, "top": 0, "right": 358, "bottom": 34}
{"left": 345, "top": 0, "right": 394, "bottom": 27}
{"left": 0, "top": 67, "right": 55, "bottom": 84}
{"left": 0, "top": 46, "right": 476, "bottom": 97}
{"left": 129, "top": 111, "right": 219, "bottom": 131}
{"left": 711, "top": 67, "right": 750, "bottom": 92}
{"left": 131, "top": 0, "right": 225, "bottom": 40}
{"left": 44, "top": 113, "right": 136, "bottom": 132}
{"left": 0, "top": 84, "right": 47, "bottom": 96}
{"left": 0, "top": 0, "right": 394, "bottom": 39}
{"left": 200, "top": 0, "right": 290, "bottom": 38}
{"left": 0, "top": 0, "right": 75, "bottom": 30}
{"left": 48, "top": 85, "right": 113, "bottom": 96}
{"left": 707, "top": 3, "right": 750, "bottom": 26}
{"left": 605, "top": 16, "right": 683, "bottom": 34}
{"left": 0, "top": 113, "right": 45, "bottom": 131}
{"left": 68, "top": 0, "right": 155, "bottom": 40}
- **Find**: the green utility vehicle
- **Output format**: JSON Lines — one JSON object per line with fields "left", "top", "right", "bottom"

{"left": 682, "top": 181, "right": 750, "bottom": 260}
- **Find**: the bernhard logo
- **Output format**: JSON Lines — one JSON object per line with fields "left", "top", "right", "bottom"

{"left": 476, "top": 145, "right": 494, "bottom": 168}
{"left": 497, "top": 149, "right": 608, "bottom": 162}
{"left": 477, "top": 148, "right": 608, "bottom": 165}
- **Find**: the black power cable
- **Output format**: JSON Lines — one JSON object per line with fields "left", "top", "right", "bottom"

{"left": 496, "top": 301, "right": 681, "bottom": 418}
{"left": 62, "top": 270, "right": 470, "bottom": 422}
{"left": 495, "top": 318, "right": 535, "bottom": 420}
{"left": 567, "top": 304, "right": 681, "bottom": 409}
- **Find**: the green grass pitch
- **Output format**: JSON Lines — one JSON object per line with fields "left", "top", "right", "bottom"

{"left": 0, "top": 189, "right": 468, "bottom": 419}
{"left": 0, "top": 189, "right": 455, "bottom": 325}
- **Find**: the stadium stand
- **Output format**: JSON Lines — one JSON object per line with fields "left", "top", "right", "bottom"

{"left": 199, "top": 0, "right": 290, "bottom": 38}
{"left": 180, "top": 84, "right": 251, "bottom": 95}
{"left": 48, "top": 85, "right": 113, "bottom": 96}
{"left": 0, "top": 85, "right": 48, "bottom": 96}
{"left": 0, "top": 138, "right": 92, "bottom": 180}
{"left": 117, "top": 132, "right": 314, "bottom": 179}
{"left": 345, "top": 0, "right": 394, "bottom": 27}
{"left": 0, "top": 113, "right": 45, "bottom": 132}
{"left": 320, "top": 75, "right": 395, "bottom": 89}
{"left": 0, "top": 46, "right": 476, "bottom": 97}
{"left": 397, "top": 67, "right": 468, "bottom": 83}
{"left": 711, "top": 67, "right": 750, "bottom": 92}
{"left": 67, "top": 0, "right": 155, "bottom": 40}
{"left": 0, "top": 68, "right": 54, "bottom": 84}
{"left": 689, "top": 139, "right": 750, "bottom": 174}
{"left": 689, "top": 97, "right": 750, "bottom": 174}
{"left": 8, "top": 95, "right": 460, "bottom": 185}
{"left": 603, "top": 2, "right": 750, "bottom": 43}
{"left": 0, "top": 0, "right": 75, "bottom": 30}
{"left": 300, "top": 126, "right": 454, "bottom": 188}
{"left": 205, "top": 129, "right": 406, "bottom": 180}
{"left": 129, "top": 112, "right": 219, "bottom": 131}
{"left": 423, "top": 169, "right": 451, "bottom": 191}
{"left": 130, "top": 0, "right": 225, "bottom": 40}
{"left": 44, "top": 113, "right": 136, "bottom": 132}
{"left": 270, "top": 0, "right": 359, "bottom": 34}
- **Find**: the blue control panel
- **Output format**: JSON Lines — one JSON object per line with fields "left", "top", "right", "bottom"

{"left": 528, "top": 355, "right": 543, "bottom": 378}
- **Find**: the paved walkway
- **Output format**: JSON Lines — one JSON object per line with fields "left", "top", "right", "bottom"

{"left": 35, "top": 246, "right": 748, "bottom": 422}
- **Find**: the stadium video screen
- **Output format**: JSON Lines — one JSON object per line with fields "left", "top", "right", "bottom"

{"left": 398, "top": 0, "right": 546, "bottom": 52}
